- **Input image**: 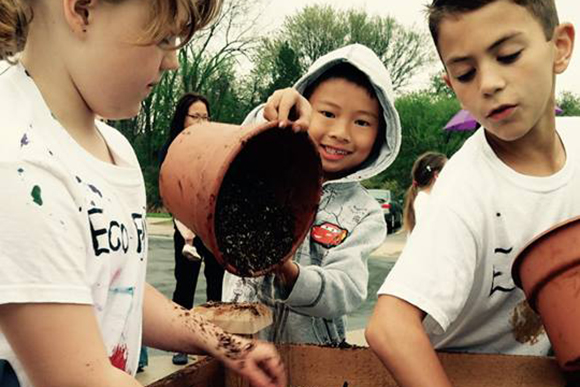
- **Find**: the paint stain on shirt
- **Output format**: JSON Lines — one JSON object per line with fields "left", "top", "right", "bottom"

{"left": 510, "top": 300, "right": 544, "bottom": 344}
{"left": 31, "top": 185, "right": 43, "bottom": 206}
{"left": 109, "top": 344, "right": 128, "bottom": 371}
{"left": 88, "top": 184, "right": 103, "bottom": 198}
{"left": 20, "top": 133, "right": 29, "bottom": 147}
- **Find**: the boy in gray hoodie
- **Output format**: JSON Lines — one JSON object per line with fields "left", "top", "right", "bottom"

{"left": 222, "top": 44, "right": 402, "bottom": 345}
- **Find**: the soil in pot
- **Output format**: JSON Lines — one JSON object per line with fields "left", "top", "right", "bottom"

{"left": 215, "top": 148, "right": 295, "bottom": 277}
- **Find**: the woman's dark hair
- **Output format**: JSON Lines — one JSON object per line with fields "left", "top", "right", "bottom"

{"left": 403, "top": 151, "right": 447, "bottom": 233}
{"left": 159, "top": 92, "right": 210, "bottom": 165}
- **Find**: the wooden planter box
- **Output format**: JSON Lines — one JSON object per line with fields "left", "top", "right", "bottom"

{"left": 147, "top": 344, "right": 570, "bottom": 387}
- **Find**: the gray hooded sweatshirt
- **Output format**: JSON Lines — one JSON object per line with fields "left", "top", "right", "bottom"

{"left": 222, "top": 44, "right": 402, "bottom": 344}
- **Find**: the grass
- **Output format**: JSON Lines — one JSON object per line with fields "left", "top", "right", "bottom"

{"left": 147, "top": 212, "right": 172, "bottom": 219}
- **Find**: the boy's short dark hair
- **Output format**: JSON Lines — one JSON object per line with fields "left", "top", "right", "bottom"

{"left": 427, "top": 0, "right": 560, "bottom": 50}
{"left": 302, "top": 62, "right": 386, "bottom": 163}
{"left": 303, "top": 62, "right": 377, "bottom": 102}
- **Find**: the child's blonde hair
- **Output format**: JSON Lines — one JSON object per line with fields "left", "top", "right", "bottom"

{"left": 0, "top": 0, "right": 223, "bottom": 62}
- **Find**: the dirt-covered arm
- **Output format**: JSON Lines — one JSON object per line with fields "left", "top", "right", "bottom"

{"left": 142, "top": 283, "right": 286, "bottom": 387}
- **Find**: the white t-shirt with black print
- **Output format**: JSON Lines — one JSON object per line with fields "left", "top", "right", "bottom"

{"left": 0, "top": 63, "right": 148, "bottom": 386}
{"left": 380, "top": 118, "right": 580, "bottom": 355}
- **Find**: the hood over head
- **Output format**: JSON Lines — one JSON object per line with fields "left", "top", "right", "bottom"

{"left": 244, "top": 43, "right": 402, "bottom": 183}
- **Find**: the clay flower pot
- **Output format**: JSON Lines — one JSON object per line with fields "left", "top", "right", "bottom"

{"left": 159, "top": 121, "right": 322, "bottom": 277}
{"left": 512, "top": 216, "right": 580, "bottom": 372}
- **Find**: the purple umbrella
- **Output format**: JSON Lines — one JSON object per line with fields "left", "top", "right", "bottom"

{"left": 444, "top": 109, "right": 479, "bottom": 132}
{"left": 444, "top": 106, "right": 565, "bottom": 132}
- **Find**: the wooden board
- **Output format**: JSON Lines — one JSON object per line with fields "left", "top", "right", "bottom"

{"left": 148, "top": 344, "right": 570, "bottom": 387}
{"left": 192, "top": 302, "right": 273, "bottom": 335}
{"left": 147, "top": 357, "right": 224, "bottom": 387}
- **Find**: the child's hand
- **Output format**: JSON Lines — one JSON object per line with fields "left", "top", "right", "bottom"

{"left": 274, "top": 259, "right": 300, "bottom": 291}
{"left": 263, "top": 88, "right": 311, "bottom": 133}
{"left": 218, "top": 336, "right": 287, "bottom": 387}
{"left": 174, "top": 219, "right": 194, "bottom": 245}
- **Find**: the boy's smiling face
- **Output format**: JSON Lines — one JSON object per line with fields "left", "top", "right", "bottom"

{"left": 308, "top": 78, "right": 380, "bottom": 180}
{"left": 439, "top": 0, "right": 572, "bottom": 143}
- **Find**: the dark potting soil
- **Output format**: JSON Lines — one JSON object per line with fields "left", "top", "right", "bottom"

{"left": 199, "top": 301, "right": 263, "bottom": 317}
{"left": 215, "top": 164, "right": 295, "bottom": 277}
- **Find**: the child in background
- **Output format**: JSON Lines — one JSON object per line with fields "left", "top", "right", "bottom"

{"left": 403, "top": 152, "right": 447, "bottom": 233}
{"left": 365, "top": 1, "right": 579, "bottom": 386}
{"left": 223, "top": 44, "right": 402, "bottom": 345}
{"left": 0, "top": 1, "right": 285, "bottom": 387}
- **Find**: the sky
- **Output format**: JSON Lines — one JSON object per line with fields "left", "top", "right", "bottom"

{"left": 256, "top": 0, "right": 580, "bottom": 96}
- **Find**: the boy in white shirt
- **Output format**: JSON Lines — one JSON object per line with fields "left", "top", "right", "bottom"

{"left": 366, "top": 1, "right": 578, "bottom": 386}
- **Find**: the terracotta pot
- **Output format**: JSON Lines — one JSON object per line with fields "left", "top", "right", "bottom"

{"left": 512, "top": 216, "right": 580, "bottom": 372}
{"left": 159, "top": 121, "right": 322, "bottom": 277}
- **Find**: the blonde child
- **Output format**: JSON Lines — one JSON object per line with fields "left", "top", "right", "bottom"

{"left": 0, "top": 1, "right": 285, "bottom": 386}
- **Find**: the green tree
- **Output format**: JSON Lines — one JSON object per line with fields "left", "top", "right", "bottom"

{"left": 557, "top": 91, "right": 580, "bottom": 116}
{"left": 240, "top": 38, "right": 305, "bottom": 109}
{"left": 243, "top": 4, "right": 434, "bottom": 106}
{"left": 363, "top": 91, "right": 472, "bottom": 199}
{"left": 267, "top": 42, "right": 304, "bottom": 98}
{"left": 429, "top": 72, "right": 455, "bottom": 99}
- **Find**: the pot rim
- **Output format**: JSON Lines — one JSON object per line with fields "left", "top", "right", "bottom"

{"left": 512, "top": 215, "right": 580, "bottom": 288}
{"left": 511, "top": 215, "right": 580, "bottom": 313}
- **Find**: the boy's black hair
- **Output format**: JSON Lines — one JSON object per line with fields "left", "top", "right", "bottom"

{"left": 427, "top": 0, "right": 560, "bottom": 50}
{"left": 302, "top": 62, "right": 386, "bottom": 167}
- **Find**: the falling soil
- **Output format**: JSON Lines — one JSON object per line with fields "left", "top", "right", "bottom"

{"left": 215, "top": 157, "right": 295, "bottom": 277}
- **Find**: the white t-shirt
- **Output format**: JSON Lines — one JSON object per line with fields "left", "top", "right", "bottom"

{"left": 413, "top": 190, "right": 431, "bottom": 227}
{"left": 0, "top": 63, "right": 148, "bottom": 385}
{"left": 379, "top": 118, "right": 580, "bottom": 355}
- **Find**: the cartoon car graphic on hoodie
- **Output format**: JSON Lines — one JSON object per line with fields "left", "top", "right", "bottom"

{"left": 312, "top": 222, "right": 348, "bottom": 248}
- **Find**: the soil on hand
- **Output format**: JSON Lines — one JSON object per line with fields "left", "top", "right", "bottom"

{"left": 215, "top": 156, "right": 295, "bottom": 277}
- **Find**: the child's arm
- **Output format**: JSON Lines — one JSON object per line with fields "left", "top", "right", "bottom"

{"left": 142, "top": 283, "right": 286, "bottom": 387}
{"left": 366, "top": 295, "right": 453, "bottom": 387}
{"left": 0, "top": 303, "right": 143, "bottom": 387}
{"left": 273, "top": 207, "right": 386, "bottom": 318}
{"left": 272, "top": 259, "right": 300, "bottom": 290}
{"left": 263, "top": 88, "right": 311, "bottom": 132}
{"left": 174, "top": 219, "right": 194, "bottom": 245}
